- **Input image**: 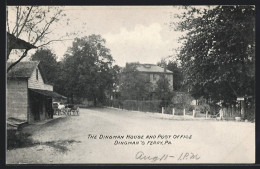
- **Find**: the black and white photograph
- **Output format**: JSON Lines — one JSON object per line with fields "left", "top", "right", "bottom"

{"left": 6, "top": 5, "right": 255, "bottom": 164}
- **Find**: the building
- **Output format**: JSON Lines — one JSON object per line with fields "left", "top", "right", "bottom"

{"left": 7, "top": 61, "right": 66, "bottom": 126}
{"left": 7, "top": 32, "right": 37, "bottom": 59}
{"left": 135, "top": 63, "right": 173, "bottom": 91}
{"left": 113, "top": 63, "right": 173, "bottom": 100}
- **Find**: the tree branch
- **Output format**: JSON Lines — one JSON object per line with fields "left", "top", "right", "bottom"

{"left": 31, "top": 13, "right": 59, "bottom": 45}
{"left": 16, "top": 6, "right": 33, "bottom": 38}
{"left": 7, "top": 49, "right": 30, "bottom": 72}
{"left": 228, "top": 81, "right": 238, "bottom": 97}
{"left": 36, "top": 39, "right": 73, "bottom": 48}
{"left": 13, "top": 6, "right": 19, "bottom": 35}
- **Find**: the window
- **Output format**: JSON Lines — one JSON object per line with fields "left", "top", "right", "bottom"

{"left": 153, "top": 74, "right": 156, "bottom": 81}
{"left": 36, "top": 69, "right": 38, "bottom": 80}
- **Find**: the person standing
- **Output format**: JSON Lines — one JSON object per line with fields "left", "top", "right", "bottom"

{"left": 219, "top": 105, "right": 224, "bottom": 120}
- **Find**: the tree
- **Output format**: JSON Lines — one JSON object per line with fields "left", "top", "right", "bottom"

{"left": 119, "top": 63, "right": 152, "bottom": 100}
{"left": 7, "top": 6, "right": 66, "bottom": 72}
{"left": 157, "top": 60, "right": 184, "bottom": 91}
{"left": 154, "top": 74, "right": 174, "bottom": 107}
{"left": 30, "top": 48, "right": 58, "bottom": 84}
{"left": 174, "top": 6, "right": 255, "bottom": 103}
{"left": 60, "top": 35, "right": 115, "bottom": 105}
{"left": 108, "top": 65, "right": 121, "bottom": 99}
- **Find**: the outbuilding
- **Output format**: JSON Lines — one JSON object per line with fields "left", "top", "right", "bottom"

{"left": 7, "top": 61, "right": 66, "bottom": 127}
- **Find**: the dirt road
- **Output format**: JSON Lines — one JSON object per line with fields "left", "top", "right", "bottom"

{"left": 6, "top": 107, "right": 255, "bottom": 164}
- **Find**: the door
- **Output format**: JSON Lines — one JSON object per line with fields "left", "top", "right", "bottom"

{"left": 32, "top": 97, "right": 40, "bottom": 121}
{"left": 46, "top": 97, "right": 53, "bottom": 119}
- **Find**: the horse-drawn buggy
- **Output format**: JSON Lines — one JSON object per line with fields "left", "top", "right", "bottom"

{"left": 52, "top": 102, "right": 80, "bottom": 116}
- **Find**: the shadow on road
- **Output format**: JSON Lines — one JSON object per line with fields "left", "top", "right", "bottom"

{"left": 7, "top": 117, "right": 81, "bottom": 152}
{"left": 42, "top": 140, "right": 81, "bottom": 153}
{"left": 23, "top": 117, "right": 70, "bottom": 134}
{"left": 7, "top": 130, "right": 81, "bottom": 152}
{"left": 7, "top": 129, "right": 34, "bottom": 150}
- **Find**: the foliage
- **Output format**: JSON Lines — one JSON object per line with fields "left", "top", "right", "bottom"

{"left": 174, "top": 6, "right": 255, "bottom": 103}
{"left": 167, "top": 61, "right": 184, "bottom": 91}
{"left": 154, "top": 74, "right": 174, "bottom": 107}
{"left": 7, "top": 6, "right": 65, "bottom": 72}
{"left": 171, "top": 92, "right": 193, "bottom": 106}
{"left": 107, "top": 99, "right": 161, "bottom": 113}
{"left": 193, "top": 103, "right": 210, "bottom": 113}
{"left": 157, "top": 60, "right": 184, "bottom": 91}
{"left": 244, "top": 107, "right": 255, "bottom": 121}
{"left": 59, "top": 35, "right": 116, "bottom": 105}
{"left": 119, "top": 63, "right": 152, "bottom": 100}
{"left": 30, "top": 48, "right": 58, "bottom": 84}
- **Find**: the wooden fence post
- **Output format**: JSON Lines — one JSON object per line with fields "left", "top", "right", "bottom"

{"left": 162, "top": 107, "right": 165, "bottom": 114}
{"left": 193, "top": 110, "right": 196, "bottom": 118}
{"left": 183, "top": 109, "right": 186, "bottom": 116}
{"left": 172, "top": 108, "right": 175, "bottom": 116}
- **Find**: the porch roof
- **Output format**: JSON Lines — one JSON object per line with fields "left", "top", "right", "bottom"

{"left": 29, "top": 89, "right": 67, "bottom": 99}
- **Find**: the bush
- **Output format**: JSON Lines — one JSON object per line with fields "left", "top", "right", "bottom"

{"left": 171, "top": 92, "right": 194, "bottom": 106}
{"left": 194, "top": 103, "right": 210, "bottom": 113}
{"left": 106, "top": 99, "right": 121, "bottom": 108}
{"left": 163, "top": 103, "right": 189, "bottom": 115}
{"left": 211, "top": 104, "right": 220, "bottom": 115}
{"left": 108, "top": 99, "right": 162, "bottom": 113}
{"left": 244, "top": 107, "right": 255, "bottom": 121}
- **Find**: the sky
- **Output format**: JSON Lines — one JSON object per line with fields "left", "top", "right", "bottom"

{"left": 8, "top": 6, "right": 185, "bottom": 67}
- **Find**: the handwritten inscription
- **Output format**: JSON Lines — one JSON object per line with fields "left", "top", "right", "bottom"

{"left": 135, "top": 151, "right": 168, "bottom": 162}
{"left": 135, "top": 151, "right": 200, "bottom": 162}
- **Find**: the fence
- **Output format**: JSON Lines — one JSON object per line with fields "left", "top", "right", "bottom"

{"left": 222, "top": 105, "right": 254, "bottom": 121}
{"left": 106, "top": 100, "right": 195, "bottom": 116}
{"left": 106, "top": 99, "right": 255, "bottom": 121}
{"left": 106, "top": 99, "right": 161, "bottom": 113}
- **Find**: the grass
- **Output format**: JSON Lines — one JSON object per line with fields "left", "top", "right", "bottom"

{"left": 7, "top": 116, "right": 80, "bottom": 152}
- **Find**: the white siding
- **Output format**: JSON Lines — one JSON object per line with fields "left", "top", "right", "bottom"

{"left": 166, "top": 74, "right": 173, "bottom": 90}
{"left": 148, "top": 73, "right": 173, "bottom": 91}
{"left": 28, "top": 66, "right": 53, "bottom": 91}
{"left": 44, "top": 84, "right": 53, "bottom": 91}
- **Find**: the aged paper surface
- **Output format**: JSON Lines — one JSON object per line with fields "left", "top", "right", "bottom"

{"left": 6, "top": 6, "right": 255, "bottom": 164}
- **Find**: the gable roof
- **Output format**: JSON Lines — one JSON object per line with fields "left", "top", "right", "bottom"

{"left": 7, "top": 61, "right": 40, "bottom": 79}
{"left": 136, "top": 64, "right": 173, "bottom": 74}
{"left": 7, "top": 32, "right": 36, "bottom": 50}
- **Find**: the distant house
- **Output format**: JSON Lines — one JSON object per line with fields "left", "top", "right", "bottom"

{"left": 113, "top": 63, "right": 174, "bottom": 100}
{"left": 135, "top": 63, "right": 173, "bottom": 91}
{"left": 7, "top": 61, "right": 66, "bottom": 126}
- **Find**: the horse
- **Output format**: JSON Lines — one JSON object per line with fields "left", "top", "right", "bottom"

{"left": 66, "top": 104, "right": 80, "bottom": 116}
{"left": 57, "top": 103, "right": 66, "bottom": 115}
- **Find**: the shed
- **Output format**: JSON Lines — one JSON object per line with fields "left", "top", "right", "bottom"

{"left": 7, "top": 61, "right": 66, "bottom": 126}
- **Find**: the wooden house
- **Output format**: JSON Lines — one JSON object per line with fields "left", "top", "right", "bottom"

{"left": 7, "top": 61, "right": 66, "bottom": 125}
{"left": 135, "top": 63, "right": 173, "bottom": 91}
